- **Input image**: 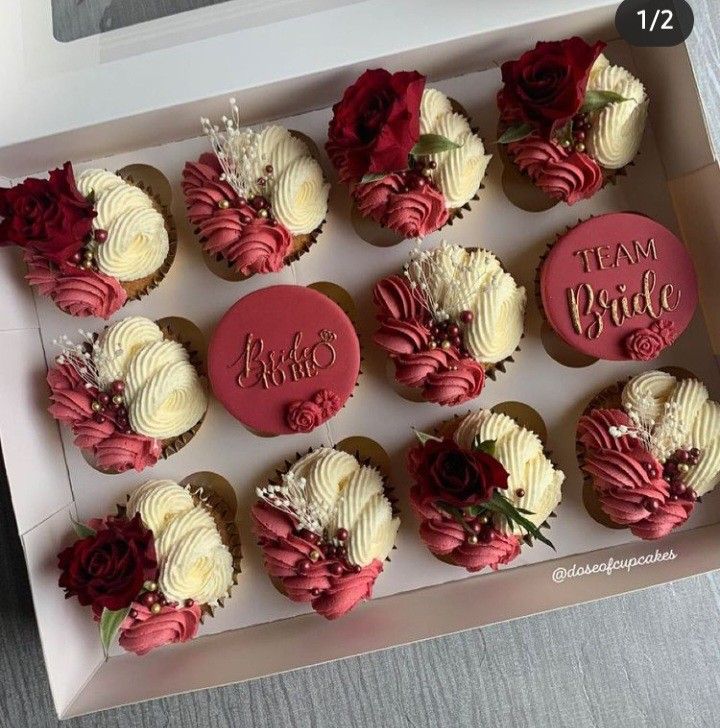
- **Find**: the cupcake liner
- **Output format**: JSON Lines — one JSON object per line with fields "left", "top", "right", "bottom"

{"left": 115, "top": 173, "right": 178, "bottom": 301}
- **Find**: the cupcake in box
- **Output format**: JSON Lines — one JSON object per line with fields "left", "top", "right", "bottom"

{"left": 407, "top": 410, "right": 564, "bottom": 571}
{"left": 327, "top": 70, "right": 492, "bottom": 240}
{"left": 182, "top": 99, "right": 330, "bottom": 279}
{"left": 208, "top": 285, "right": 361, "bottom": 435}
{"left": 373, "top": 242, "right": 526, "bottom": 405}
{"left": 0, "top": 163, "right": 175, "bottom": 318}
{"left": 48, "top": 316, "right": 208, "bottom": 473}
{"left": 252, "top": 447, "right": 400, "bottom": 619}
{"left": 58, "top": 477, "right": 241, "bottom": 656}
{"left": 497, "top": 37, "right": 649, "bottom": 206}
{"left": 536, "top": 212, "right": 698, "bottom": 362}
{"left": 577, "top": 370, "right": 720, "bottom": 540}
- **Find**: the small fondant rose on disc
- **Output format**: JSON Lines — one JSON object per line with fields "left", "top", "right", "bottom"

{"left": 538, "top": 213, "right": 697, "bottom": 361}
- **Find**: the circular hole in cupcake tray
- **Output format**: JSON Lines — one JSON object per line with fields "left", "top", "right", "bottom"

{"left": 540, "top": 320, "right": 599, "bottom": 368}
{"left": 116, "top": 163, "right": 173, "bottom": 208}
{"left": 335, "top": 435, "right": 392, "bottom": 478}
{"left": 490, "top": 400, "right": 548, "bottom": 445}
{"left": 307, "top": 281, "right": 357, "bottom": 321}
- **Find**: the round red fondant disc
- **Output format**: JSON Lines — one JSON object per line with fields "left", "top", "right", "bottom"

{"left": 208, "top": 285, "right": 360, "bottom": 435}
{"left": 539, "top": 212, "right": 698, "bottom": 361}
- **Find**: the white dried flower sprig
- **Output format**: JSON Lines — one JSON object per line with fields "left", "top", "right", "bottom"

{"left": 610, "top": 396, "right": 687, "bottom": 462}
{"left": 52, "top": 330, "right": 121, "bottom": 392}
{"left": 256, "top": 472, "right": 329, "bottom": 536}
{"left": 200, "top": 98, "right": 271, "bottom": 201}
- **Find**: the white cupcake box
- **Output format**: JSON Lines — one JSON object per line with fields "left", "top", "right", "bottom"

{"left": 1, "top": 0, "right": 720, "bottom": 718}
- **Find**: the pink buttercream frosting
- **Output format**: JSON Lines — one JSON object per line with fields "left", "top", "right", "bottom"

{"left": 118, "top": 602, "right": 202, "bottom": 656}
{"left": 182, "top": 153, "right": 239, "bottom": 224}
{"left": 93, "top": 431, "right": 162, "bottom": 473}
{"left": 508, "top": 135, "right": 603, "bottom": 205}
{"left": 410, "top": 487, "right": 521, "bottom": 572}
{"left": 353, "top": 174, "right": 449, "bottom": 238}
{"left": 578, "top": 408, "right": 695, "bottom": 539}
{"left": 374, "top": 318, "right": 431, "bottom": 356}
{"left": 394, "top": 349, "right": 453, "bottom": 387}
{"left": 47, "top": 365, "right": 94, "bottom": 426}
{"left": 183, "top": 154, "right": 293, "bottom": 276}
{"left": 25, "top": 252, "right": 127, "bottom": 319}
{"left": 373, "top": 274, "right": 422, "bottom": 321}
{"left": 251, "top": 501, "right": 384, "bottom": 620}
{"left": 421, "top": 358, "right": 486, "bottom": 406}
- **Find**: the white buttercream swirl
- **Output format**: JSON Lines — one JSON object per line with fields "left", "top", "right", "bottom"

{"left": 586, "top": 63, "right": 648, "bottom": 170}
{"left": 288, "top": 448, "right": 400, "bottom": 567}
{"left": 94, "top": 316, "right": 208, "bottom": 440}
{"left": 454, "top": 411, "right": 564, "bottom": 535}
{"left": 76, "top": 169, "right": 170, "bottom": 282}
{"left": 272, "top": 156, "right": 329, "bottom": 235}
{"left": 621, "top": 371, "right": 720, "bottom": 495}
{"left": 420, "top": 88, "right": 491, "bottom": 208}
{"left": 126, "top": 478, "right": 195, "bottom": 536}
{"left": 410, "top": 243, "right": 526, "bottom": 364}
{"left": 131, "top": 480, "right": 233, "bottom": 606}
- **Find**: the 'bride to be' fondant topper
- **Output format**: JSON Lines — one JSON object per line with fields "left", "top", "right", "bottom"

{"left": 208, "top": 285, "right": 360, "bottom": 435}
{"left": 539, "top": 212, "right": 698, "bottom": 361}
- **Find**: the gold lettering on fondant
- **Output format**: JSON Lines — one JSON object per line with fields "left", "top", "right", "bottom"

{"left": 230, "top": 329, "right": 338, "bottom": 389}
{"left": 573, "top": 238, "right": 658, "bottom": 273}
{"left": 566, "top": 270, "right": 680, "bottom": 340}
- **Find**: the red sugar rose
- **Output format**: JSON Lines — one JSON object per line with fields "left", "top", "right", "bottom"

{"left": 327, "top": 69, "right": 426, "bottom": 183}
{"left": 58, "top": 513, "right": 157, "bottom": 612}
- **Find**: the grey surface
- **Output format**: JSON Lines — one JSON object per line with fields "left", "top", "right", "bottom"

{"left": 4, "top": 2, "right": 720, "bottom": 726}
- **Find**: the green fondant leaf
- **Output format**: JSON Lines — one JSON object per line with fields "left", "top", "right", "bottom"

{"left": 580, "top": 90, "right": 628, "bottom": 114}
{"left": 472, "top": 437, "right": 496, "bottom": 456}
{"left": 99, "top": 606, "right": 131, "bottom": 657}
{"left": 70, "top": 514, "right": 96, "bottom": 539}
{"left": 411, "top": 133, "right": 462, "bottom": 156}
{"left": 497, "top": 123, "right": 535, "bottom": 144}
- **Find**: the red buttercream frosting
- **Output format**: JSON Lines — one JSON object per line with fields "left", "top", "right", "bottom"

{"left": 372, "top": 275, "right": 486, "bottom": 406}
{"left": 353, "top": 174, "right": 449, "bottom": 238}
{"left": 119, "top": 602, "right": 202, "bottom": 656}
{"left": 182, "top": 153, "right": 292, "bottom": 275}
{"left": 578, "top": 408, "right": 695, "bottom": 539}
{"left": 25, "top": 252, "right": 127, "bottom": 319}
{"left": 410, "top": 488, "right": 521, "bottom": 571}
{"left": 251, "top": 501, "right": 383, "bottom": 620}
{"left": 208, "top": 285, "right": 360, "bottom": 435}
{"left": 507, "top": 136, "right": 603, "bottom": 205}
{"left": 540, "top": 212, "right": 699, "bottom": 361}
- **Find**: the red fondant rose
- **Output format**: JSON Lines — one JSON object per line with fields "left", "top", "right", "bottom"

{"left": 327, "top": 69, "right": 426, "bottom": 183}
{"left": 624, "top": 327, "right": 665, "bottom": 361}
{"left": 408, "top": 438, "right": 509, "bottom": 509}
{"left": 312, "top": 389, "right": 341, "bottom": 419}
{"left": 57, "top": 513, "right": 158, "bottom": 612}
{"left": 286, "top": 399, "right": 324, "bottom": 433}
{"left": 0, "top": 162, "right": 95, "bottom": 262}
{"left": 119, "top": 601, "right": 202, "bottom": 656}
{"left": 498, "top": 37, "right": 606, "bottom": 134}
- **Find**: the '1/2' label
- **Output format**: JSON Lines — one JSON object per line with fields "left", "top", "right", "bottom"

{"left": 616, "top": 0, "right": 694, "bottom": 47}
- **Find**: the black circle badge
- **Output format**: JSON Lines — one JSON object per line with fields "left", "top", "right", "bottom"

{"left": 616, "top": 0, "right": 694, "bottom": 47}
